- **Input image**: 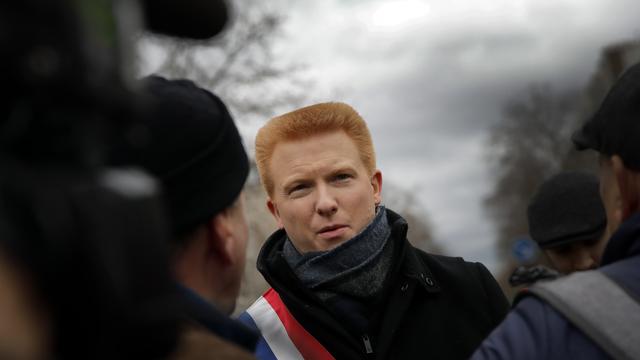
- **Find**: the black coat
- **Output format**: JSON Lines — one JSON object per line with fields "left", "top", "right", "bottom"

{"left": 256, "top": 209, "right": 510, "bottom": 359}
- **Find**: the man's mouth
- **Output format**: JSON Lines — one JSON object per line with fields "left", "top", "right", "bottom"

{"left": 317, "top": 224, "right": 348, "bottom": 239}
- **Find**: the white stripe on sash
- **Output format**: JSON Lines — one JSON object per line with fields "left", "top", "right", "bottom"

{"left": 246, "top": 296, "right": 304, "bottom": 360}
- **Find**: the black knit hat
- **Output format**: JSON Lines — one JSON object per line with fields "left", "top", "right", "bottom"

{"left": 527, "top": 171, "right": 606, "bottom": 248}
{"left": 110, "top": 76, "right": 249, "bottom": 237}
{"left": 572, "top": 62, "right": 640, "bottom": 170}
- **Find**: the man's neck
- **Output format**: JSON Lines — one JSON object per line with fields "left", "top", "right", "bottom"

{"left": 173, "top": 229, "right": 230, "bottom": 314}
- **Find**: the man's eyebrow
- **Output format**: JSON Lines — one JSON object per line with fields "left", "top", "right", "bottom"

{"left": 329, "top": 164, "right": 358, "bottom": 175}
{"left": 279, "top": 162, "right": 358, "bottom": 190}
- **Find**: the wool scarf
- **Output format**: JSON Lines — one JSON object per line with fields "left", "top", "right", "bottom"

{"left": 282, "top": 206, "right": 393, "bottom": 302}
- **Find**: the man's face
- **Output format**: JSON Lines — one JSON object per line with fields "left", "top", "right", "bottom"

{"left": 267, "top": 130, "right": 382, "bottom": 253}
{"left": 543, "top": 233, "right": 608, "bottom": 274}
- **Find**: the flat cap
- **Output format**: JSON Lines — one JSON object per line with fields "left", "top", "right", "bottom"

{"left": 527, "top": 171, "right": 606, "bottom": 248}
{"left": 572, "top": 62, "right": 640, "bottom": 170}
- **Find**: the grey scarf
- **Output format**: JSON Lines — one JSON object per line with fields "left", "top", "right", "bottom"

{"left": 282, "top": 206, "right": 394, "bottom": 302}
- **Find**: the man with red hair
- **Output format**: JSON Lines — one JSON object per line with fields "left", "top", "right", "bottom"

{"left": 240, "top": 102, "right": 509, "bottom": 359}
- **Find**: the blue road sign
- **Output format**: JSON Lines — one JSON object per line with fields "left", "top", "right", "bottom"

{"left": 512, "top": 237, "right": 537, "bottom": 264}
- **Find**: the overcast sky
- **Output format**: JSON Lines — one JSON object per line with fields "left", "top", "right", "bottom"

{"left": 235, "top": 0, "right": 640, "bottom": 273}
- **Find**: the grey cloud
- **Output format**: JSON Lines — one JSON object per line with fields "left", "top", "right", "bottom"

{"left": 273, "top": 0, "right": 640, "bottom": 271}
{"left": 432, "top": 27, "right": 538, "bottom": 55}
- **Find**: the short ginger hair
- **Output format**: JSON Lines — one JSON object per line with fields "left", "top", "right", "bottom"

{"left": 255, "top": 102, "right": 376, "bottom": 195}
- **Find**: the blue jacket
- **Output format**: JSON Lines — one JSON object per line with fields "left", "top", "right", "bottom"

{"left": 471, "top": 212, "right": 640, "bottom": 360}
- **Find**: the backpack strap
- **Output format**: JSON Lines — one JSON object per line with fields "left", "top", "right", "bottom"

{"left": 528, "top": 270, "right": 640, "bottom": 360}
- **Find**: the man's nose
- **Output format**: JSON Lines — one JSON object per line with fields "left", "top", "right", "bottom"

{"left": 315, "top": 185, "right": 338, "bottom": 217}
{"left": 572, "top": 247, "right": 597, "bottom": 271}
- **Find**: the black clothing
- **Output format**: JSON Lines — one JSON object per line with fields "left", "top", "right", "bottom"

{"left": 255, "top": 209, "right": 509, "bottom": 359}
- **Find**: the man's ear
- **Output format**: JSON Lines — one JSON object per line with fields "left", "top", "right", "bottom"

{"left": 612, "top": 155, "right": 640, "bottom": 219}
{"left": 208, "top": 212, "right": 236, "bottom": 265}
{"left": 266, "top": 198, "right": 284, "bottom": 229}
{"left": 371, "top": 169, "right": 383, "bottom": 205}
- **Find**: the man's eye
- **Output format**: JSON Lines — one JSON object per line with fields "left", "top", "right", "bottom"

{"left": 334, "top": 173, "right": 352, "bottom": 182}
{"left": 289, "top": 184, "right": 308, "bottom": 194}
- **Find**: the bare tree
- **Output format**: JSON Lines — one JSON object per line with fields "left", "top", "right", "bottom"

{"left": 138, "top": 0, "right": 312, "bottom": 122}
{"left": 485, "top": 84, "right": 585, "bottom": 262}
{"left": 486, "top": 44, "right": 640, "bottom": 271}
{"left": 383, "top": 182, "right": 441, "bottom": 254}
{"left": 483, "top": 84, "right": 593, "bottom": 297}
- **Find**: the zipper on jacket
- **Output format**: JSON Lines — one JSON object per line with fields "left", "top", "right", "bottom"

{"left": 362, "top": 334, "right": 374, "bottom": 354}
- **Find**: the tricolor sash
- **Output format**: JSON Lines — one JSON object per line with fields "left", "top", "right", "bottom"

{"left": 239, "top": 288, "right": 335, "bottom": 360}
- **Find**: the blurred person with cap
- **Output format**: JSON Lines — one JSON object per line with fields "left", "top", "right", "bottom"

{"left": 238, "top": 102, "right": 509, "bottom": 359}
{"left": 472, "top": 63, "right": 640, "bottom": 360}
{"left": 110, "top": 75, "right": 257, "bottom": 359}
{"left": 509, "top": 171, "right": 608, "bottom": 286}
{"left": 527, "top": 171, "right": 608, "bottom": 274}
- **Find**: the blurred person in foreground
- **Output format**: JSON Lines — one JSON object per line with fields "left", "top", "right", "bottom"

{"left": 239, "top": 102, "right": 509, "bottom": 359}
{"left": 472, "top": 63, "right": 640, "bottom": 360}
{"left": 0, "top": 159, "right": 181, "bottom": 359}
{"left": 0, "top": 0, "right": 233, "bottom": 357}
{"left": 509, "top": 171, "right": 608, "bottom": 286}
{"left": 110, "top": 75, "right": 258, "bottom": 359}
{"left": 1, "top": 0, "right": 247, "bottom": 357}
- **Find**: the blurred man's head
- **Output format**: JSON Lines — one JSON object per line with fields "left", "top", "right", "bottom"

{"left": 573, "top": 63, "right": 640, "bottom": 236}
{"left": 527, "top": 171, "right": 608, "bottom": 273}
{"left": 110, "top": 76, "right": 249, "bottom": 314}
{"left": 255, "top": 103, "right": 382, "bottom": 253}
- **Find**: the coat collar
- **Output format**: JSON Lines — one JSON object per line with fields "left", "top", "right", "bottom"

{"left": 601, "top": 211, "right": 640, "bottom": 265}
{"left": 385, "top": 209, "right": 441, "bottom": 294}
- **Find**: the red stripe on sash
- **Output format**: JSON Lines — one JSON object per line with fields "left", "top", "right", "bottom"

{"left": 263, "top": 288, "right": 335, "bottom": 360}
